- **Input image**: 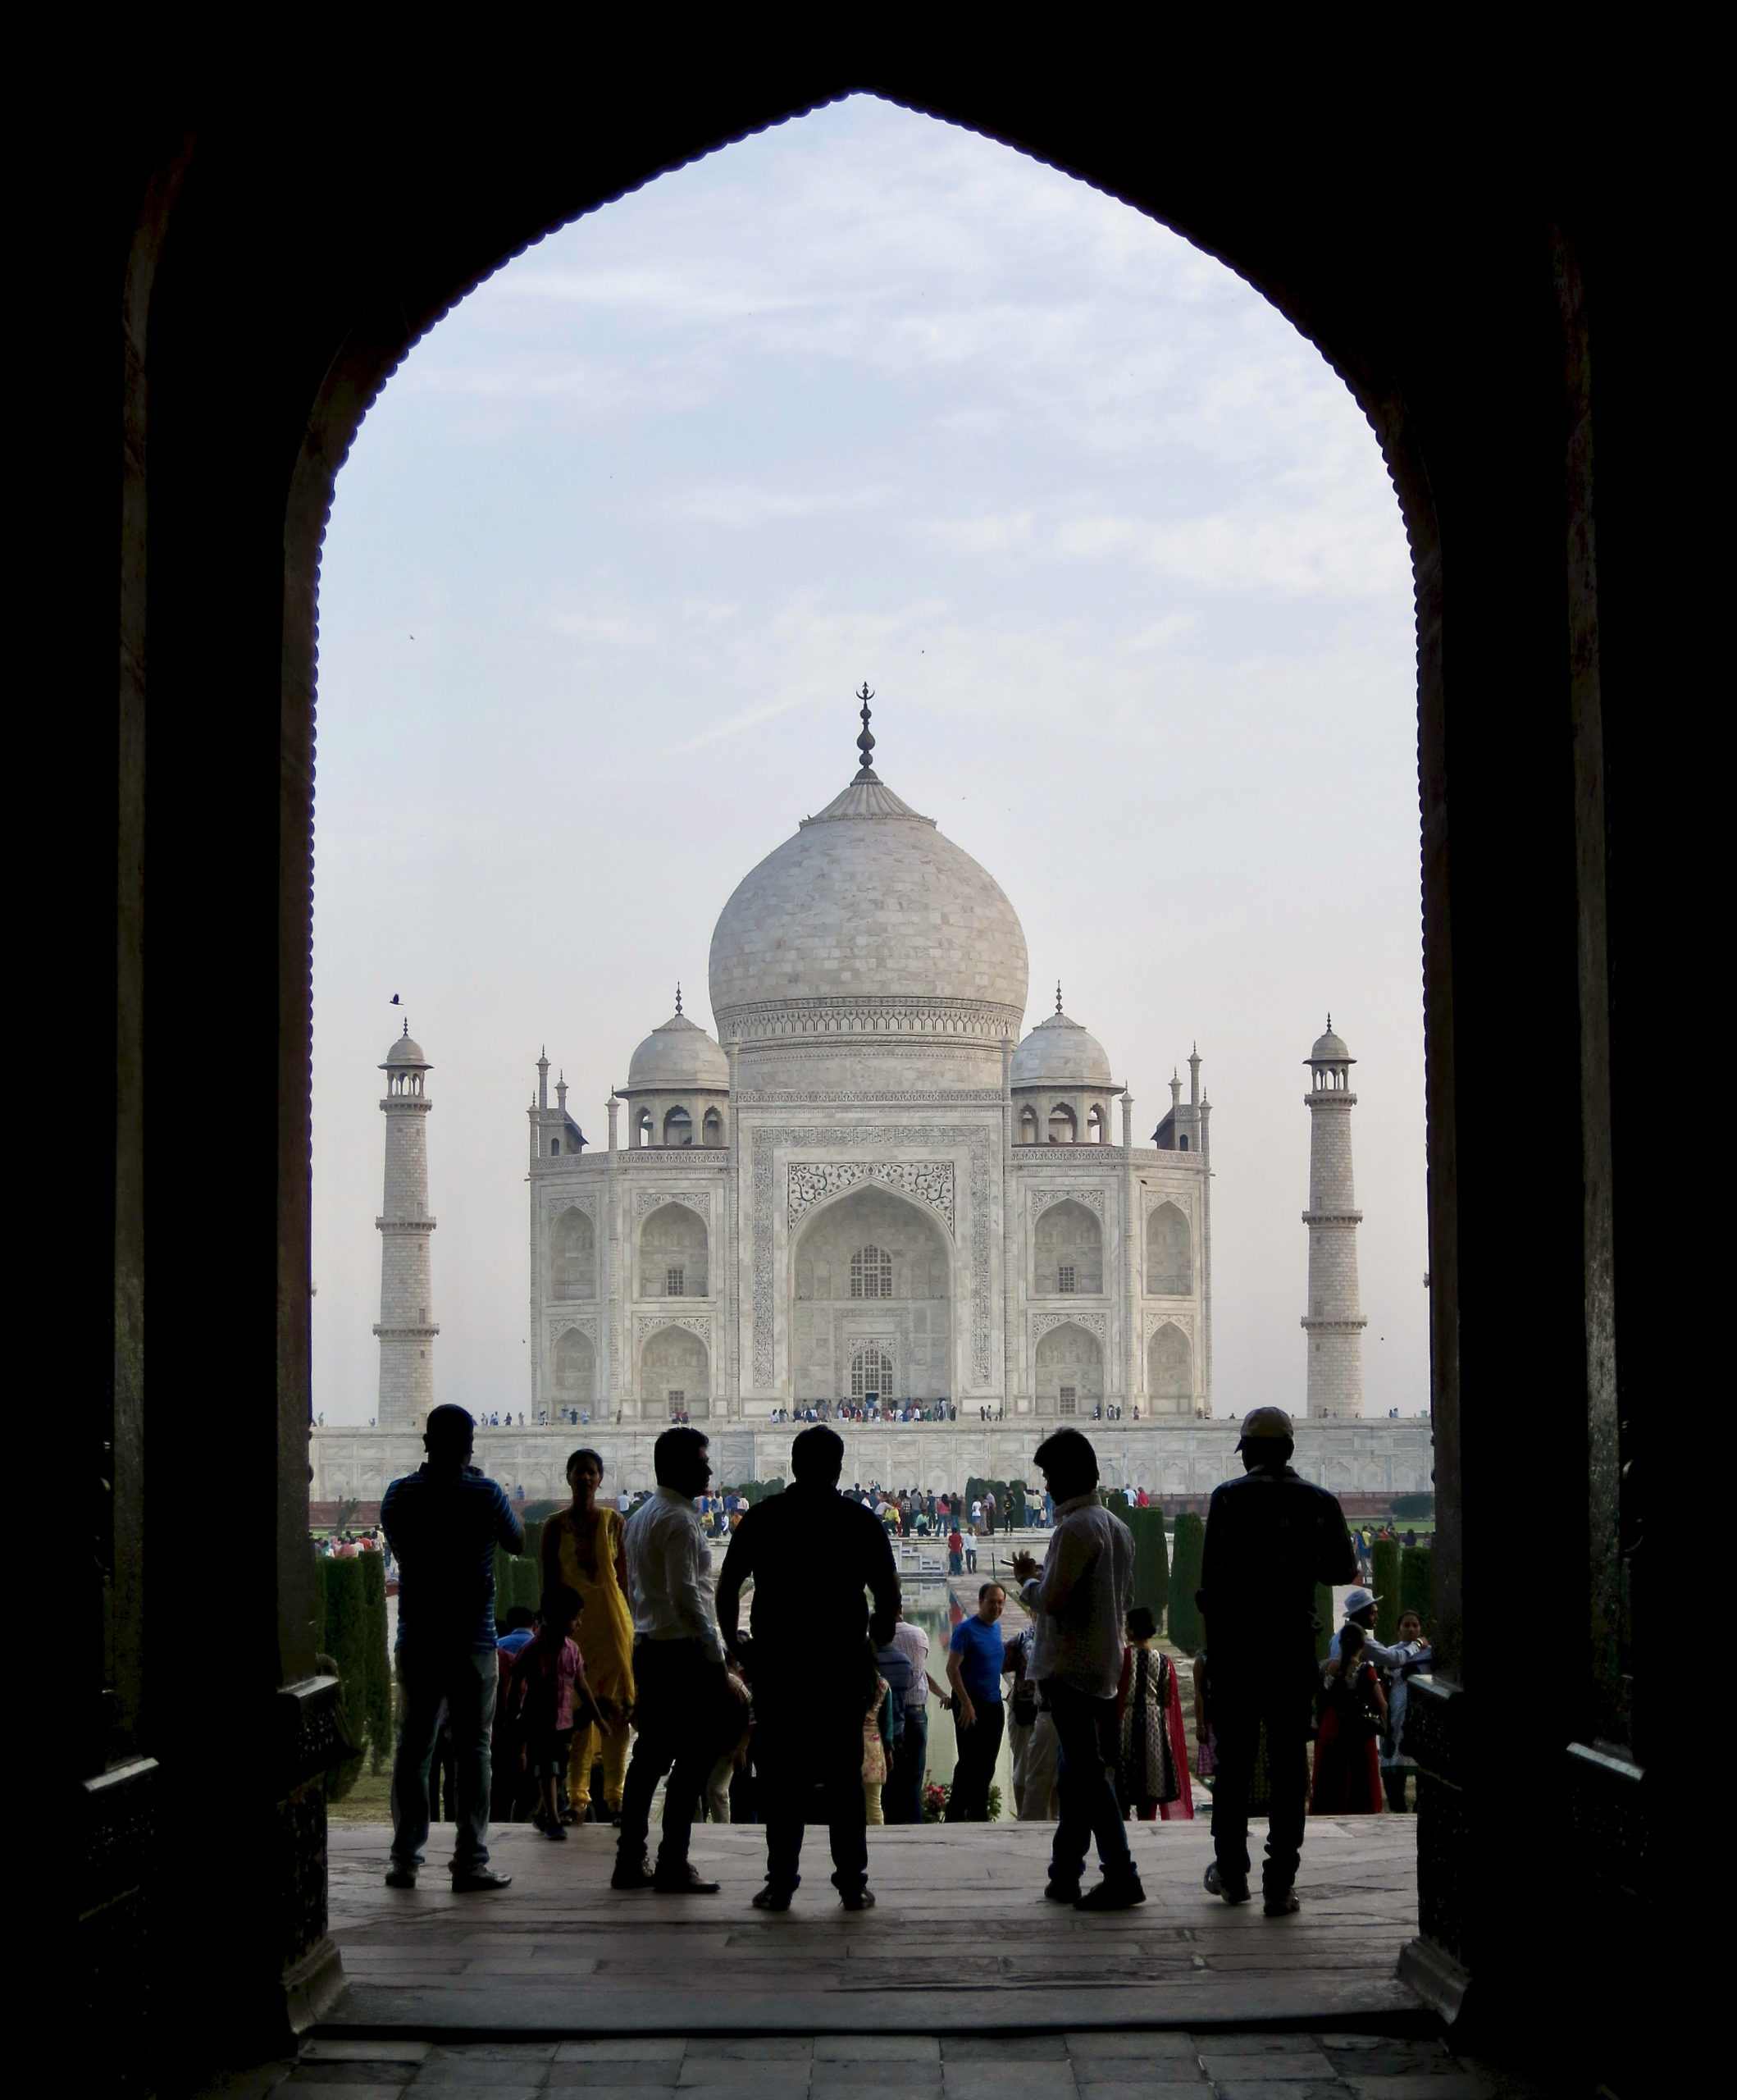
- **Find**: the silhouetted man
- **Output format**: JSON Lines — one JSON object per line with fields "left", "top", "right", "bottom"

{"left": 381, "top": 1404, "right": 522, "bottom": 1892}
{"left": 1011, "top": 1427, "right": 1141, "bottom": 1909}
{"left": 613, "top": 1427, "right": 749, "bottom": 1894}
{"left": 716, "top": 1425, "right": 901, "bottom": 1911}
{"left": 1197, "top": 1404, "right": 1356, "bottom": 1916}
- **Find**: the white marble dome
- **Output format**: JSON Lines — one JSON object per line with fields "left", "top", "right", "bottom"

{"left": 1308, "top": 1018, "right": 1353, "bottom": 1064}
{"left": 627, "top": 1009, "right": 730, "bottom": 1091}
{"left": 383, "top": 1030, "right": 428, "bottom": 1067}
{"left": 708, "top": 770, "right": 1029, "bottom": 1034}
{"left": 1012, "top": 1008, "right": 1114, "bottom": 1089}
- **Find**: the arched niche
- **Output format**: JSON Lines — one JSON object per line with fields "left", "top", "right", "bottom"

{"left": 551, "top": 1207, "right": 595, "bottom": 1300}
{"left": 1018, "top": 1104, "right": 1038, "bottom": 1145}
{"left": 1035, "top": 1322, "right": 1103, "bottom": 1416}
{"left": 663, "top": 1105, "right": 693, "bottom": 1146}
{"left": 792, "top": 1183, "right": 952, "bottom": 1404}
{"left": 1033, "top": 1198, "right": 1102, "bottom": 1294}
{"left": 640, "top": 1201, "right": 708, "bottom": 1298}
{"left": 1047, "top": 1102, "right": 1078, "bottom": 1144}
{"left": 1146, "top": 1201, "right": 1192, "bottom": 1294}
{"left": 702, "top": 1107, "right": 723, "bottom": 1146}
{"left": 1148, "top": 1322, "right": 1192, "bottom": 1407}
{"left": 554, "top": 1327, "right": 596, "bottom": 1403}
{"left": 642, "top": 1324, "right": 709, "bottom": 1409}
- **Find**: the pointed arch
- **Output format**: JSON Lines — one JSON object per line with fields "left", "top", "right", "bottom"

{"left": 1146, "top": 1201, "right": 1192, "bottom": 1294}
{"left": 1033, "top": 1198, "right": 1102, "bottom": 1294}
{"left": 554, "top": 1327, "right": 596, "bottom": 1403}
{"left": 1148, "top": 1322, "right": 1192, "bottom": 1407}
{"left": 551, "top": 1206, "right": 595, "bottom": 1300}
{"left": 640, "top": 1201, "right": 708, "bottom": 1298}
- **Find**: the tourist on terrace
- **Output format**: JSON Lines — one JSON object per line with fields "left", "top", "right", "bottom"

{"left": 1310, "top": 1620, "right": 1386, "bottom": 1814}
{"left": 945, "top": 1583, "right": 1009, "bottom": 1821}
{"left": 947, "top": 1523, "right": 964, "bottom": 1575}
{"left": 1116, "top": 1607, "right": 1193, "bottom": 1822}
{"left": 889, "top": 1598, "right": 947, "bottom": 1824}
{"left": 1197, "top": 1405, "right": 1357, "bottom": 1917}
{"left": 612, "top": 1428, "right": 750, "bottom": 1895}
{"left": 381, "top": 1404, "right": 522, "bottom": 1892}
{"left": 540, "top": 1448, "right": 636, "bottom": 1825}
{"left": 717, "top": 1424, "right": 901, "bottom": 1911}
{"left": 1011, "top": 1429, "right": 1142, "bottom": 1909}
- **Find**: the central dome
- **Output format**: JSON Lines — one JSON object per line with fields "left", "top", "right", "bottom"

{"left": 708, "top": 767, "right": 1028, "bottom": 1042}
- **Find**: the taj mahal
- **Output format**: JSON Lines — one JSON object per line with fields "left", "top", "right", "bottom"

{"left": 312, "top": 697, "right": 1432, "bottom": 1509}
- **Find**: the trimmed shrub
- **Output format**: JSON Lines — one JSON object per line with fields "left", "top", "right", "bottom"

{"left": 520, "top": 1518, "right": 544, "bottom": 1571}
{"left": 511, "top": 1554, "right": 542, "bottom": 1616}
{"left": 1314, "top": 1582, "right": 1334, "bottom": 1663}
{"left": 1399, "top": 1545, "right": 1434, "bottom": 1632}
{"left": 1122, "top": 1505, "right": 1171, "bottom": 1630}
{"left": 1371, "top": 1537, "right": 1402, "bottom": 1644}
{"left": 1167, "top": 1513, "right": 1206, "bottom": 1651}
{"left": 320, "top": 1553, "right": 369, "bottom": 1800}
{"left": 358, "top": 1548, "right": 393, "bottom": 1774}
{"left": 1390, "top": 1491, "right": 1435, "bottom": 1521}
{"left": 1008, "top": 1478, "right": 1031, "bottom": 1527}
{"left": 493, "top": 1543, "right": 515, "bottom": 1628}
{"left": 522, "top": 1498, "right": 567, "bottom": 1525}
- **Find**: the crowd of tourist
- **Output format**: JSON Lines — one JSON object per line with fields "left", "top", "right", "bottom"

{"left": 376, "top": 1403, "right": 1430, "bottom": 1915}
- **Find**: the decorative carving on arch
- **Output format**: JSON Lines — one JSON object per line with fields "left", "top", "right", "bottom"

{"left": 1144, "top": 1189, "right": 1193, "bottom": 1220}
{"left": 635, "top": 1188, "right": 711, "bottom": 1222}
{"left": 1032, "top": 1310, "right": 1107, "bottom": 1341}
{"left": 550, "top": 1314, "right": 600, "bottom": 1342}
{"left": 547, "top": 1191, "right": 599, "bottom": 1225}
{"left": 1029, "top": 1187, "right": 1106, "bottom": 1220}
{"left": 787, "top": 1159, "right": 955, "bottom": 1235}
{"left": 634, "top": 1312, "right": 713, "bottom": 1345}
{"left": 1142, "top": 1309, "right": 1194, "bottom": 1343}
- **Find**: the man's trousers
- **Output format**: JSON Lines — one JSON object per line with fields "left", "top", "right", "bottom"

{"left": 753, "top": 1687, "right": 869, "bottom": 1896}
{"left": 1208, "top": 1665, "right": 1315, "bottom": 1896}
{"left": 616, "top": 1639, "right": 738, "bottom": 1877}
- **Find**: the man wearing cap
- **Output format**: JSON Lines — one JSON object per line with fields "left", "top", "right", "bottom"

{"left": 1197, "top": 1405, "right": 1356, "bottom": 1917}
{"left": 1330, "top": 1589, "right": 1408, "bottom": 1669}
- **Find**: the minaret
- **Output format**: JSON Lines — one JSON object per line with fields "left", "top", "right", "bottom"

{"left": 1302, "top": 1016, "right": 1365, "bottom": 1419}
{"left": 374, "top": 1021, "right": 438, "bottom": 1427}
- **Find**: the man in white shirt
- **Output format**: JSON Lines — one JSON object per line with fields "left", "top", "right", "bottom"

{"left": 1011, "top": 1427, "right": 1142, "bottom": 1911}
{"left": 613, "top": 1427, "right": 748, "bottom": 1895}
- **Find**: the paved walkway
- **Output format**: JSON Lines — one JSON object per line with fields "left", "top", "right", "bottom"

{"left": 324, "top": 1819, "right": 1420, "bottom": 2034}
{"left": 283, "top": 2029, "right": 1515, "bottom": 2098}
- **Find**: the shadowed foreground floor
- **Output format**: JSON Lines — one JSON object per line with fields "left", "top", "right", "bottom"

{"left": 324, "top": 1817, "right": 1422, "bottom": 2036}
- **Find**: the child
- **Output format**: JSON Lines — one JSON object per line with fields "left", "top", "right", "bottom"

{"left": 509, "top": 1583, "right": 611, "bottom": 1839}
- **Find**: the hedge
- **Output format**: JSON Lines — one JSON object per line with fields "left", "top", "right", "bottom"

{"left": 1314, "top": 1582, "right": 1335, "bottom": 1663}
{"left": 1399, "top": 1544, "right": 1434, "bottom": 1631}
{"left": 312, "top": 1549, "right": 390, "bottom": 1797}
{"left": 1167, "top": 1512, "right": 1206, "bottom": 1651}
{"left": 1121, "top": 1504, "right": 1171, "bottom": 1629}
{"left": 1371, "top": 1537, "right": 1402, "bottom": 1643}
{"left": 1390, "top": 1491, "right": 1436, "bottom": 1521}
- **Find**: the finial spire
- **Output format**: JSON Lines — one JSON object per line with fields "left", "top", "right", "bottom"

{"left": 403, "top": 1017, "right": 409, "bottom": 1037}
{"left": 675, "top": 983, "right": 683, "bottom": 1017}
{"left": 1056, "top": 981, "right": 1064, "bottom": 1015}
{"left": 855, "top": 683, "right": 877, "bottom": 776}
{"left": 1326, "top": 1012, "right": 1333, "bottom": 1032}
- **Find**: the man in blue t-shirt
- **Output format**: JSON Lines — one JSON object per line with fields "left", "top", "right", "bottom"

{"left": 380, "top": 1404, "right": 522, "bottom": 1892}
{"left": 946, "top": 1584, "right": 1010, "bottom": 1820}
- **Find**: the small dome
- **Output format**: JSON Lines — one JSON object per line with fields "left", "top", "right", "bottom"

{"left": 627, "top": 1010, "right": 729, "bottom": 1092}
{"left": 1307, "top": 1016, "right": 1353, "bottom": 1064}
{"left": 383, "top": 1032, "right": 428, "bottom": 1067}
{"left": 1012, "top": 1009, "right": 1114, "bottom": 1089}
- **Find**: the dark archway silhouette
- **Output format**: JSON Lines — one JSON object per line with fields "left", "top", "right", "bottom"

{"left": 68, "top": 45, "right": 1669, "bottom": 2094}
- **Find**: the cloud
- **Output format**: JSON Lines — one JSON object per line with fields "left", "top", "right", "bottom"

{"left": 663, "top": 482, "right": 895, "bottom": 528}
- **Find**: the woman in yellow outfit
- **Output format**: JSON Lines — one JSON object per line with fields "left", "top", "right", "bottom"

{"left": 540, "top": 1449, "right": 636, "bottom": 1821}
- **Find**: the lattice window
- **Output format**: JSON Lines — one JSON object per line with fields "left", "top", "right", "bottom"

{"left": 668, "top": 1390, "right": 684, "bottom": 1415}
{"left": 851, "top": 1348, "right": 894, "bottom": 1402}
{"left": 1058, "top": 1265, "right": 1076, "bottom": 1294}
{"left": 1058, "top": 1386, "right": 1078, "bottom": 1416}
{"left": 666, "top": 1266, "right": 685, "bottom": 1298}
{"left": 850, "top": 1244, "right": 892, "bottom": 1299}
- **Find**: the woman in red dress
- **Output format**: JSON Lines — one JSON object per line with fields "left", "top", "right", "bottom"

{"left": 1310, "top": 1621, "right": 1388, "bottom": 1814}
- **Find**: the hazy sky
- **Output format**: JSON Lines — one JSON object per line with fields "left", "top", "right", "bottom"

{"left": 312, "top": 94, "right": 1425, "bottom": 1427}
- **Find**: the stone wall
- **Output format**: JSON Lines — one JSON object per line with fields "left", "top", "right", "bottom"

{"left": 310, "top": 1415, "right": 1433, "bottom": 1508}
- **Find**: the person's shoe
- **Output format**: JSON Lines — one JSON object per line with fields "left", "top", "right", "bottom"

{"left": 1204, "top": 1861, "right": 1251, "bottom": 1905}
{"left": 1074, "top": 1874, "right": 1146, "bottom": 1911}
{"left": 839, "top": 1888, "right": 876, "bottom": 1911}
{"left": 653, "top": 1863, "right": 721, "bottom": 1894}
{"left": 1263, "top": 1885, "right": 1301, "bottom": 1916}
{"left": 1042, "top": 1877, "right": 1082, "bottom": 1904}
{"left": 610, "top": 1856, "right": 656, "bottom": 1891}
{"left": 540, "top": 1819, "right": 568, "bottom": 1842}
{"left": 450, "top": 1865, "right": 513, "bottom": 1892}
{"left": 561, "top": 1805, "right": 581, "bottom": 1824}
{"left": 752, "top": 1883, "right": 796, "bottom": 1911}
{"left": 384, "top": 1865, "right": 417, "bottom": 1889}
